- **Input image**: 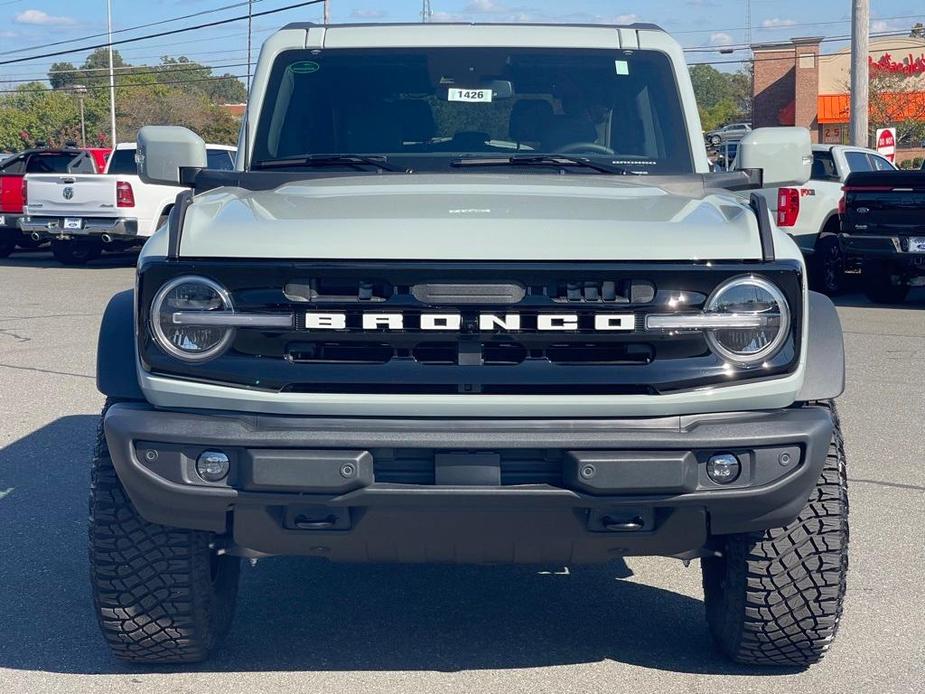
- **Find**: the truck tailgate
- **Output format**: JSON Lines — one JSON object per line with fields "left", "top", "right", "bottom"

{"left": 25, "top": 174, "right": 117, "bottom": 217}
{"left": 843, "top": 171, "right": 925, "bottom": 236}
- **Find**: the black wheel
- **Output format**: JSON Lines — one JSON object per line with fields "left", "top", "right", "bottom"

{"left": 90, "top": 399, "right": 240, "bottom": 663}
{"left": 702, "top": 402, "right": 848, "bottom": 666}
{"left": 863, "top": 261, "right": 909, "bottom": 304}
{"left": 810, "top": 235, "right": 845, "bottom": 295}
{"left": 0, "top": 239, "right": 14, "bottom": 258}
{"left": 51, "top": 239, "right": 102, "bottom": 266}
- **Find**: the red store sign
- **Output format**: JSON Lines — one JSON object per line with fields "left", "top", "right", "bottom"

{"left": 869, "top": 52, "right": 925, "bottom": 76}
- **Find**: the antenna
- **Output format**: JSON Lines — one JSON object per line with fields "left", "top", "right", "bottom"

{"left": 422, "top": 0, "right": 432, "bottom": 23}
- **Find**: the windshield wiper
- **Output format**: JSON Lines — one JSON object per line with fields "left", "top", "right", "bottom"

{"left": 252, "top": 154, "right": 405, "bottom": 172}
{"left": 450, "top": 154, "right": 630, "bottom": 175}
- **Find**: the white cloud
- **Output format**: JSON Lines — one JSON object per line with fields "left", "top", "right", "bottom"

{"left": 613, "top": 14, "right": 640, "bottom": 24}
{"left": 870, "top": 19, "right": 903, "bottom": 33}
{"left": 350, "top": 9, "right": 386, "bottom": 19}
{"left": 710, "top": 32, "right": 734, "bottom": 46}
{"left": 761, "top": 18, "right": 797, "bottom": 28}
{"left": 14, "top": 9, "right": 76, "bottom": 26}
{"left": 464, "top": 0, "right": 506, "bottom": 12}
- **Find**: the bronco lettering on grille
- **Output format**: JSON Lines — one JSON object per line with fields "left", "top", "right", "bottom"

{"left": 304, "top": 312, "right": 636, "bottom": 332}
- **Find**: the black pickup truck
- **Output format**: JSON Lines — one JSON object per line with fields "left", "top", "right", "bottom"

{"left": 841, "top": 170, "right": 925, "bottom": 303}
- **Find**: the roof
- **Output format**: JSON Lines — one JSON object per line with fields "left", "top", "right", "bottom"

{"left": 282, "top": 21, "right": 665, "bottom": 32}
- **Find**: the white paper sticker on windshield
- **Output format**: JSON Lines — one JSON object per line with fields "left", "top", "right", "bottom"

{"left": 615, "top": 60, "right": 630, "bottom": 76}
{"left": 448, "top": 88, "right": 493, "bottom": 103}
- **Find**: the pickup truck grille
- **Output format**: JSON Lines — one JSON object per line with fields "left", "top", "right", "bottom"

{"left": 139, "top": 260, "right": 803, "bottom": 395}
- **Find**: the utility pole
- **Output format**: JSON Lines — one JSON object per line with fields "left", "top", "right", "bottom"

{"left": 324, "top": 0, "right": 330, "bottom": 24}
{"left": 422, "top": 0, "right": 432, "bottom": 23}
{"left": 246, "top": 0, "right": 253, "bottom": 95}
{"left": 74, "top": 84, "right": 88, "bottom": 147}
{"left": 107, "top": 0, "right": 117, "bottom": 147}
{"left": 850, "top": 0, "right": 869, "bottom": 147}
{"left": 745, "top": 0, "right": 752, "bottom": 49}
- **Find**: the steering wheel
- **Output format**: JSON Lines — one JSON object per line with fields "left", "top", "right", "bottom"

{"left": 554, "top": 142, "right": 615, "bottom": 155}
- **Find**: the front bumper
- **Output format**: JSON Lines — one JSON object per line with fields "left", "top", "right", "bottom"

{"left": 20, "top": 216, "right": 138, "bottom": 241}
{"left": 104, "top": 403, "right": 833, "bottom": 564}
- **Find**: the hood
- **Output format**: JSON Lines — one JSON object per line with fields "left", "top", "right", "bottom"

{"left": 177, "top": 174, "right": 762, "bottom": 261}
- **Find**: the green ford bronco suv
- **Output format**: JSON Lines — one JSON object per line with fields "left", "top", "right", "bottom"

{"left": 91, "top": 21, "right": 848, "bottom": 666}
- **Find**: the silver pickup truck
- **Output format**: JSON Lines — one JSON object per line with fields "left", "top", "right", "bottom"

{"left": 91, "top": 21, "right": 847, "bottom": 667}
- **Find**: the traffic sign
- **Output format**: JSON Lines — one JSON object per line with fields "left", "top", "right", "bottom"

{"left": 876, "top": 127, "right": 897, "bottom": 163}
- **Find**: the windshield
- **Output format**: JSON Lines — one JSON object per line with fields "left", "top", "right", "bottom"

{"left": 253, "top": 48, "right": 693, "bottom": 174}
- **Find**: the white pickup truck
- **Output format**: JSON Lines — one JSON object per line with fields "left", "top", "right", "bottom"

{"left": 754, "top": 144, "right": 895, "bottom": 293}
{"left": 21, "top": 142, "right": 235, "bottom": 265}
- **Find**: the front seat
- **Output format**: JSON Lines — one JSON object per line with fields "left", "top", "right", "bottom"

{"left": 509, "top": 99, "right": 554, "bottom": 150}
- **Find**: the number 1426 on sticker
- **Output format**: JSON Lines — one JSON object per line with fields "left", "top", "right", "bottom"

{"left": 448, "top": 88, "right": 493, "bottom": 103}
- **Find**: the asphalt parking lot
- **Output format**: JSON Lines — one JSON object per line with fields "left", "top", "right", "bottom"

{"left": 0, "top": 252, "right": 923, "bottom": 694}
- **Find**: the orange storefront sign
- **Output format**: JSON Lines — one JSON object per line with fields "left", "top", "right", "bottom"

{"left": 818, "top": 92, "right": 925, "bottom": 123}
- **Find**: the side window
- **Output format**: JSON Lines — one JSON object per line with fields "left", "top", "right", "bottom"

{"left": 844, "top": 151, "right": 873, "bottom": 173}
{"left": 206, "top": 150, "right": 235, "bottom": 170}
{"left": 870, "top": 155, "right": 894, "bottom": 171}
{"left": 1, "top": 156, "right": 25, "bottom": 174}
{"left": 811, "top": 152, "right": 839, "bottom": 181}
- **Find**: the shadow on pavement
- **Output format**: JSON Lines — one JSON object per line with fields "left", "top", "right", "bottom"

{"left": 0, "top": 416, "right": 801, "bottom": 677}
{"left": 0, "top": 250, "right": 138, "bottom": 269}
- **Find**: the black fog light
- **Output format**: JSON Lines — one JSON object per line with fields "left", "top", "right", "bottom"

{"left": 196, "top": 450, "right": 230, "bottom": 482}
{"left": 707, "top": 454, "right": 741, "bottom": 484}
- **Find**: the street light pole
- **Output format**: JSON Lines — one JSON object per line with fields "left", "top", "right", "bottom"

{"left": 74, "top": 84, "right": 88, "bottom": 147}
{"left": 850, "top": 0, "right": 869, "bottom": 147}
{"left": 107, "top": 0, "right": 117, "bottom": 147}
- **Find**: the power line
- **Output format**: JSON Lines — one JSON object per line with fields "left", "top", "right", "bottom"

{"left": 0, "top": 0, "right": 268, "bottom": 57}
{"left": 0, "top": 73, "right": 250, "bottom": 96}
{"left": 0, "top": 62, "right": 249, "bottom": 85}
{"left": 0, "top": 0, "right": 325, "bottom": 67}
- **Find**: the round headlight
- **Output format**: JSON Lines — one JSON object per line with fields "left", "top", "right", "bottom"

{"left": 150, "top": 276, "right": 234, "bottom": 362}
{"left": 704, "top": 276, "right": 790, "bottom": 364}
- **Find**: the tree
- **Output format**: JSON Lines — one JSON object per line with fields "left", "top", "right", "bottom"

{"left": 868, "top": 69, "right": 925, "bottom": 147}
{"left": 689, "top": 64, "right": 752, "bottom": 131}
{"left": 48, "top": 62, "right": 80, "bottom": 90}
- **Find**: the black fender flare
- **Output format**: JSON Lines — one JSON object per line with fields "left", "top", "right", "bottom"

{"left": 797, "top": 291, "right": 846, "bottom": 402}
{"left": 97, "top": 289, "right": 145, "bottom": 401}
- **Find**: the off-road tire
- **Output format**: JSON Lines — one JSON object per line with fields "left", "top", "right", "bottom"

{"left": 89, "top": 399, "right": 240, "bottom": 663}
{"left": 51, "top": 239, "right": 102, "bottom": 266}
{"left": 702, "top": 402, "right": 848, "bottom": 667}
{"left": 863, "top": 261, "right": 909, "bottom": 304}
{"left": 810, "top": 233, "right": 845, "bottom": 296}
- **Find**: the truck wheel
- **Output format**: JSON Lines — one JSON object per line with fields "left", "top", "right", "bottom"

{"left": 51, "top": 239, "right": 102, "bottom": 266}
{"left": 0, "top": 239, "right": 14, "bottom": 258}
{"left": 90, "top": 399, "right": 240, "bottom": 663}
{"left": 702, "top": 402, "right": 848, "bottom": 666}
{"left": 810, "top": 235, "right": 845, "bottom": 295}
{"left": 863, "top": 261, "right": 909, "bottom": 304}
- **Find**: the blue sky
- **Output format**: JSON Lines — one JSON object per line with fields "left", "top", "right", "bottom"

{"left": 0, "top": 0, "right": 923, "bottom": 85}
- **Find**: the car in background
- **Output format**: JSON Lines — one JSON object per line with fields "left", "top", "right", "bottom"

{"left": 753, "top": 144, "right": 895, "bottom": 294}
{"left": 21, "top": 142, "right": 235, "bottom": 264}
{"left": 705, "top": 122, "right": 751, "bottom": 147}
{"left": 0, "top": 144, "right": 111, "bottom": 258}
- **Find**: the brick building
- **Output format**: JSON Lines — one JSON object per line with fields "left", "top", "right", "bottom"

{"left": 752, "top": 36, "right": 925, "bottom": 151}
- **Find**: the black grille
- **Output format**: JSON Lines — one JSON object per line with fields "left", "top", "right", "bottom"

{"left": 139, "top": 260, "right": 804, "bottom": 395}
{"left": 373, "top": 449, "right": 564, "bottom": 486}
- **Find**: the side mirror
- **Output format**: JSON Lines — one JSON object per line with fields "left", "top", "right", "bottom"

{"left": 736, "top": 127, "right": 812, "bottom": 188}
{"left": 136, "top": 126, "right": 207, "bottom": 186}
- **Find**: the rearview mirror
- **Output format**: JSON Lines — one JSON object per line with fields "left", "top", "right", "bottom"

{"left": 136, "top": 126, "right": 207, "bottom": 186}
{"left": 736, "top": 127, "right": 812, "bottom": 188}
